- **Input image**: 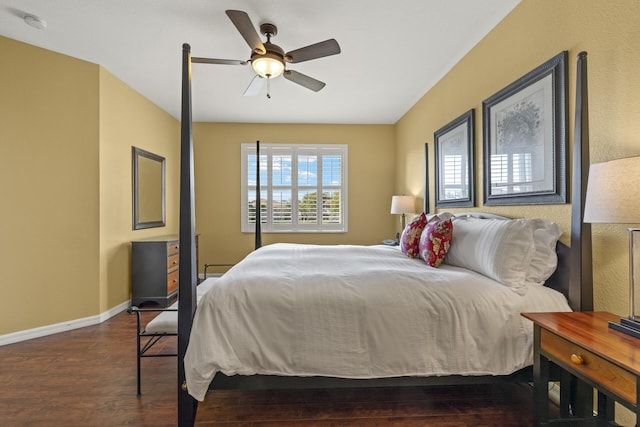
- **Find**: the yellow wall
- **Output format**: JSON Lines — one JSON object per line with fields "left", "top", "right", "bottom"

{"left": 192, "top": 123, "right": 396, "bottom": 271}
{"left": 395, "top": 2, "right": 640, "bottom": 423}
{"left": 0, "top": 36, "right": 180, "bottom": 335}
{"left": 1, "top": 37, "right": 101, "bottom": 333}
{"left": 397, "top": 0, "right": 640, "bottom": 315}
{"left": 0, "top": 33, "right": 393, "bottom": 335}
{"left": 98, "top": 69, "right": 180, "bottom": 313}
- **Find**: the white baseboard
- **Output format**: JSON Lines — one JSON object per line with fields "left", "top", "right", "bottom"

{"left": 549, "top": 382, "right": 560, "bottom": 405}
{"left": 527, "top": 382, "right": 560, "bottom": 406}
{"left": 99, "top": 300, "right": 131, "bottom": 322}
{"left": 0, "top": 300, "right": 131, "bottom": 347}
{"left": 546, "top": 383, "right": 598, "bottom": 417}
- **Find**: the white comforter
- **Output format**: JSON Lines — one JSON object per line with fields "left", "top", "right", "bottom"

{"left": 184, "top": 243, "right": 571, "bottom": 401}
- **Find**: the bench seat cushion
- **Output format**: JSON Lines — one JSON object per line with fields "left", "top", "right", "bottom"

{"left": 144, "top": 278, "right": 217, "bottom": 334}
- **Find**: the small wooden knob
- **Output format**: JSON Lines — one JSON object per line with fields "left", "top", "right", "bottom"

{"left": 570, "top": 354, "right": 584, "bottom": 365}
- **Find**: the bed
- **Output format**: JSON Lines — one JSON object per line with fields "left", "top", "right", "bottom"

{"left": 175, "top": 48, "right": 592, "bottom": 426}
{"left": 186, "top": 237, "right": 574, "bottom": 401}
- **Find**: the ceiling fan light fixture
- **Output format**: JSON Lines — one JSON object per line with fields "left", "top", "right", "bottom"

{"left": 251, "top": 54, "right": 284, "bottom": 78}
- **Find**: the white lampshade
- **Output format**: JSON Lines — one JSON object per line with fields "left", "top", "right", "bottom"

{"left": 585, "top": 156, "right": 640, "bottom": 326}
{"left": 584, "top": 156, "right": 640, "bottom": 224}
{"left": 251, "top": 55, "right": 285, "bottom": 78}
{"left": 390, "top": 195, "right": 416, "bottom": 215}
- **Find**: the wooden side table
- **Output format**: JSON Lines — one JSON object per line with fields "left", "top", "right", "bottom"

{"left": 523, "top": 311, "right": 640, "bottom": 426}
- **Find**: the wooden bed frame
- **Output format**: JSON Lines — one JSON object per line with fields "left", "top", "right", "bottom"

{"left": 175, "top": 46, "right": 592, "bottom": 426}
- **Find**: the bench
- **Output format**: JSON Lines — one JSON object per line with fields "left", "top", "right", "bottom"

{"left": 128, "top": 278, "right": 218, "bottom": 395}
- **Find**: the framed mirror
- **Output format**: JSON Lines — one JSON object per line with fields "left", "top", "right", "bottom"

{"left": 132, "top": 146, "right": 166, "bottom": 230}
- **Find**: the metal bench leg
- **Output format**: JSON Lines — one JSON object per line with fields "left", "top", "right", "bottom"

{"left": 128, "top": 307, "right": 143, "bottom": 396}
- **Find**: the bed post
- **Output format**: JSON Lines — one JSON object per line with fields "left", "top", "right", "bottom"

{"left": 424, "top": 143, "right": 430, "bottom": 213}
{"left": 255, "top": 141, "right": 262, "bottom": 249}
{"left": 177, "top": 43, "right": 198, "bottom": 427}
{"left": 569, "top": 51, "right": 593, "bottom": 312}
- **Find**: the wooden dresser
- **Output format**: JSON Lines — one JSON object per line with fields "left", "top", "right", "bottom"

{"left": 131, "top": 235, "right": 180, "bottom": 307}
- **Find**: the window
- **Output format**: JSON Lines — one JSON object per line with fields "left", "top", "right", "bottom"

{"left": 442, "top": 154, "right": 469, "bottom": 200}
{"left": 490, "top": 152, "right": 533, "bottom": 195}
{"left": 241, "top": 143, "right": 348, "bottom": 233}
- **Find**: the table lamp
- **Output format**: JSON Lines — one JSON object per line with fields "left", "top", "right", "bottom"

{"left": 584, "top": 156, "right": 640, "bottom": 337}
{"left": 390, "top": 195, "right": 416, "bottom": 234}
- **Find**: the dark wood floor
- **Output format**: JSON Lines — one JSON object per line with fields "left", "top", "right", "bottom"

{"left": 0, "top": 309, "right": 553, "bottom": 426}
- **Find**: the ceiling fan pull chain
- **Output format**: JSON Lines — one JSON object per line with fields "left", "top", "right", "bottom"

{"left": 267, "top": 76, "right": 272, "bottom": 99}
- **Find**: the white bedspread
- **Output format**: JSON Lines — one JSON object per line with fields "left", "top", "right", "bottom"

{"left": 184, "top": 243, "right": 571, "bottom": 401}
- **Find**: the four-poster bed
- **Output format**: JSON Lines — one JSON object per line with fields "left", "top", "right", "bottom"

{"left": 176, "top": 45, "right": 592, "bottom": 426}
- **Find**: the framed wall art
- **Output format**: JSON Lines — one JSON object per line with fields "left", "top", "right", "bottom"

{"left": 434, "top": 109, "right": 475, "bottom": 208}
{"left": 482, "top": 51, "right": 568, "bottom": 206}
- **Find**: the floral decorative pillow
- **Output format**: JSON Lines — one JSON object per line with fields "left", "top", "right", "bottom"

{"left": 419, "top": 218, "right": 453, "bottom": 267}
{"left": 400, "top": 212, "right": 428, "bottom": 258}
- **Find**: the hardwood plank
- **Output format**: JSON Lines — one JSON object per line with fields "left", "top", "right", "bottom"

{"left": 0, "top": 310, "right": 557, "bottom": 426}
{"left": 196, "top": 384, "right": 541, "bottom": 425}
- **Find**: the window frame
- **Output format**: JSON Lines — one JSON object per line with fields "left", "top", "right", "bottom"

{"left": 241, "top": 143, "right": 348, "bottom": 233}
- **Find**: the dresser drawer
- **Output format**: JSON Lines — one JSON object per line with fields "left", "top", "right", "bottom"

{"left": 167, "top": 253, "right": 179, "bottom": 272}
{"left": 167, "top": 269, "right": 179, "bottom": 295}
{"left": 541, "top": 328, "right": 636, "bottom": 404}
{"left": 168, "top": 241, "right": 180, "bottom": 256}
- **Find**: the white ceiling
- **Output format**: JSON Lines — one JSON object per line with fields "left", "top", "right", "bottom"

{"left": 0, "top": 0, "right": 520, "bottom": 124}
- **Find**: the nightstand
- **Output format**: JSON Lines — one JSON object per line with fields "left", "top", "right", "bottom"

{"left": 522, "top": 311, "right": 640, "bottom": 426}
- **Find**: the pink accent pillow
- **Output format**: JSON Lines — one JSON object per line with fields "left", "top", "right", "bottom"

{"left": 419, "top": 218, "right": 453, "bottom": 267}
{"left": 400, "top": 212, "right": 428, "bottom": 258}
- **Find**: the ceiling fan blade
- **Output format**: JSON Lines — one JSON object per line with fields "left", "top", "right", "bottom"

{"left": 191, "top": 57, "right": 247, "bottom": 66}
{"left": 225, "top": 10, "right": 266, "bottom": 54}
{"left": 243, "top": 75, "right": 265, "bottom": 96}
{"left": 283, "top": 70, "right": 326, "bottom": 92}
{"left": 285, "top": 39, "right": 341, "bottom": 63}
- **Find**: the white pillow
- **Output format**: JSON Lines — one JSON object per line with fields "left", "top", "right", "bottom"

{"left": 444, "top": 217, "right": 536, "bottom": 288}
{"left": 524, "top": 219, "right": 563, "bottom": 285}
{"left": 428, "top": 212, "right": 455, "bottom": 222}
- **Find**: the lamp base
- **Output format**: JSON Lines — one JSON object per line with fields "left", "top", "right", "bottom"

{"left": 608, "top": 317, "right": 640, "bottom": 339}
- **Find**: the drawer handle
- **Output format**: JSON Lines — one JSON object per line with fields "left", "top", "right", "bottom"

{"left": 172, "top": 279, "right": 177, "bottom": 283}
{"left": 570, "top": 354, "right": 584, "bottom": 365}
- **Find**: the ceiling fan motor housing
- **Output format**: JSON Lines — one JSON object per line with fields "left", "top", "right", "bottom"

{"left": 259, "top": 22, "right": 278, "bottom": 38}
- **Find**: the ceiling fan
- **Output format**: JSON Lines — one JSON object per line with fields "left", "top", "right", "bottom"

{"left": 191, "top": 10, "right": 341, "bottom": 98}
